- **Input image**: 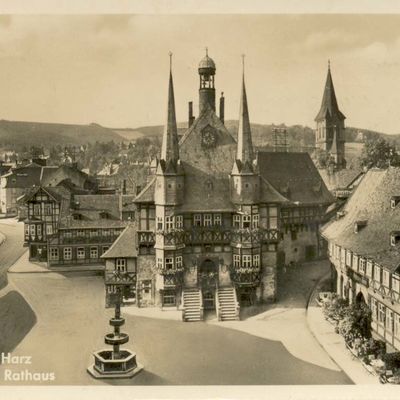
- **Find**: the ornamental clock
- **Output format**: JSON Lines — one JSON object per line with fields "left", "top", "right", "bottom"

{"left": 201, "top": 126, "right": 217, "bottom": 148}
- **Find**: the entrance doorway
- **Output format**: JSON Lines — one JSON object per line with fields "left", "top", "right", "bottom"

{"left": 355, "top": 292, "right": 366, "bottom": 305}
{"left": 198, "top": 259, "right": 218, "bottom": 311}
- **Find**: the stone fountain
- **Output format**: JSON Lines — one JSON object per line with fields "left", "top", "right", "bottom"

{"left": 87, "top": 289, "right": 143, "bottom": 379}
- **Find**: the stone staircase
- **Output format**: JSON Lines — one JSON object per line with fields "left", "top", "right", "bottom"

{"left": 182, "top": 288, "right": 204, "bottom": 322}
{"left": 216, "top": 287, "right": 240, "bottom": 321}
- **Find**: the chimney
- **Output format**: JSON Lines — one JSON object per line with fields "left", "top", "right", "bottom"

{"left": 219, "top": 92, "right": 225, "bottom": 124}
{"left": 188, "top": 101, "right": 195, "bottom": 128}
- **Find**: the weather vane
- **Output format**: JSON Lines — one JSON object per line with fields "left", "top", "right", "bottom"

{"left": 169, "top": 51, "right": 173, "bottom": 69}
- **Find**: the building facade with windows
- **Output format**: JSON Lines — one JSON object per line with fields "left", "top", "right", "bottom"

{"left": 322, "top": 167, "right": 400, "bottom": 351}
{"left": 22, "top": 186, "right": 129, "bottom": 266}
{"left": 103, "top": 53, "right": 333, "bottom": 321}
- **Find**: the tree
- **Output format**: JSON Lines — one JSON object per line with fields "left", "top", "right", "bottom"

{"left": 359, "top": 138, "right": 400, "bottom": 169}
{"left": 339, "top": 302, "right": 372, "bottom": 344}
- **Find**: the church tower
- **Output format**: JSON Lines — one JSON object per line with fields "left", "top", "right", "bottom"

{"left": 315, "top": 62, "right": 346, "bottom": 170}
{"left": 231, "top": 57, "right": 260, "bottom": 204}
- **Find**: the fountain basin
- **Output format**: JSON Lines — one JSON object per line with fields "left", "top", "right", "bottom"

{"left": 104, "top": 332, "right": 129, "bottom": 345}
{"left": 87, "top": 348, "right": 143, "bottom": 379}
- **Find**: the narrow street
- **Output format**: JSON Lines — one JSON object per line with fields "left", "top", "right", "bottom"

{"left": 0, "top": 218, "right": 26, "bottom": 286}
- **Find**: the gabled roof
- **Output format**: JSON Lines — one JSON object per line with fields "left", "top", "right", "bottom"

{"left": 179, "top": 103, "right": 236, "bottom": 148}
{"left": 318, "top": 168, "right": 364, "bottom": 191}
{"left": 134, "top": 177, "right": 156, "bottom": 203}
{"left": 258, "top": 152, "right": 334, "bottom": 205}
{"left": 321, "top": 167, "right": 400, "bottom": 272}
{"left": 101, "top": 224, "right": 137, "bottom": 258}
{"left": 315, "top": 65, "right": 346, "bottom": 122}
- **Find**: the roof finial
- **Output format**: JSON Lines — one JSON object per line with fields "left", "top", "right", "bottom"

{"left": 241, "top": 54, "right": 245, "bottom": 74}
{"left": 205, "top": 46, "right": 208, "bottom": 57}
{"left": 328, "top": 59, "right": 330, "bottom": 70}
{"left": 169, "top": 51, "right": 173, "bottom": 71}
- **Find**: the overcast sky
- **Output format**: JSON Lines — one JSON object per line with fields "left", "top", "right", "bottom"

{"left": 1, "top": 15, "right": 400, "bottom": 133}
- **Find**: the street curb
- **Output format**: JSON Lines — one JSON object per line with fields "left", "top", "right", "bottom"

{"left": 304, "top": 271, "right": 349, "bottom": 379}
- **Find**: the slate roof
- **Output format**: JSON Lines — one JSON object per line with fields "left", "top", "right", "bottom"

{"left": 257, "top": 152, "right": 334, "bottom": 206}
{"left": 315, "top": 66, "right": 346, "bottom": 122}
{"left": 71, "top": 194, "right": 121, "bottom": 220}
{"left": 3, "top": 164, "right": 43, "bottom": 188}
{"left": 134, "top": 177, "right": 156, "bottom": 203}
{"left": 101, "top": 224, "right": 137, "bottom": 258}
{"left": 321, "top": 167, "right": 400, "bottom": 272}
{"left": 318, "top": 168, "right": 364, "bottom": 191}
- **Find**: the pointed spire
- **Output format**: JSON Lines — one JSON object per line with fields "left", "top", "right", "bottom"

{"left": 315, "top": 61, "right": 346, "bottom": 122}
{"left": 160, "top": 52, "right": 179, "bottom": 167}
{"left": 236, "top": 55, "right": 254, "bottom": 170}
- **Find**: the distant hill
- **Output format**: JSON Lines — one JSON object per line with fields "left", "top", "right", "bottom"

{"left": 0, "top": 120, "right": 125, "bottom": 150}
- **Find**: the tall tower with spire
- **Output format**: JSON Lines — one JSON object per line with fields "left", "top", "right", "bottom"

{"left": 231, "top": 55, "right": 260, "bottom": 204}
{"left": 315, "top": 61, "right": 346, "bottom": 170}
{"left": 154, "top": 54, "right": 185, "bottom": 305}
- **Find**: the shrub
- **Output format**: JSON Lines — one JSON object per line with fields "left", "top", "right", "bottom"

{"left": 382, "top": 352, "right": 400, "bottom": 371}
{"left": 323, "top": 297, "right": 348, "bottom": 321}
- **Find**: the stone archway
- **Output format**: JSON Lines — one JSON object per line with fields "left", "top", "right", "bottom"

{"left": 198, "top": 259, "right": 218, "bottom": 310}
{"left": 355, "top": 291, "right": 366, "bottom": 305}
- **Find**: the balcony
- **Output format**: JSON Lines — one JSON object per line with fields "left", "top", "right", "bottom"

{"left": 230, "top": 228, "right": 279, "bottom": 245}
{"left": 229, "top": 266, "right": 261, "bottom": 287}
{"left": 154, "top": 265, "right": 184, "bottom": 287}
{"left": 105, "top": 271, "right": 137, "bottom": 285}
{"left": 187, "top": 226, "right": 232, "bottom": 245}
{"left": 137, "top": 231, "right": 155, "bottom": 245}
{"left": 137, "top": 227, "right": 280, "bottom": 247}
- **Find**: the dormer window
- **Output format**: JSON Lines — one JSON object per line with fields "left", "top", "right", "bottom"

{"left": 391, "top": 231, "right": 400, "bottom": 246}
{"left": 354, "top": 220, "right": 367, "bottom": 234}
{"left": 391, "top": 196, "right": 400, "bottom": 209}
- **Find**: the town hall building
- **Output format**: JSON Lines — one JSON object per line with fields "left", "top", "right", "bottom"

{"left": 102, "top": 52, "right": 333, "bottom": 321}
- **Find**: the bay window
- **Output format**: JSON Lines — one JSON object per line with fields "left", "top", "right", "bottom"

{"left": 374, "top": 265, "right": 381, "bottom": 283}
{"left": 194, "top": 214, "right": 202, "bottom": 226}
{"left": 382, "top": 269, "right": 390, "bottom": 288}
{"left": 204, "top": 214, "right": 212, "bottom": 227}
{"left": 165, "top": 216, "right": 174, "bottom": 231}
{"left": 116, "top": 258, "right": 126, "bottom": 272}
{"left": 233, "top": 254, "right": 240, "bottom": 267}
{"left": 176, "top": 256, "right": 183, "bottom": 269}
{"left": 233, "top": 215, "right": 241, "bottom": 228}
{"left": 214, "top": 214, "right": 222, "bottom": 226}
{"left": 175, "top": 215, "right": 183, "bottom": 229}
{"left": 242, "top": 215, "right": 251, "bottom": 229}
{"left": 242, "top": 255, "right": 252, "bottom": 267}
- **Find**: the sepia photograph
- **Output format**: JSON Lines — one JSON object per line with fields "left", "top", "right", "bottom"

{"left": 1, "top": 2, "right": 400, "bottom": 399}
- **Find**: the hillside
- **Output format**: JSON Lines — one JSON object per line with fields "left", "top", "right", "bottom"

{"left": 0, "top": 120, "right": 125, "bottom": 150}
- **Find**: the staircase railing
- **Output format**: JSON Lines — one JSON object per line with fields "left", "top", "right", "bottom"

{"left": 232, "top": 287, "right": 241, "bottom": 320}
{"left": 181, "top": 290, "right": 186, "bottom": 321}
{"left": 199, "top": 288, "right": 204, "bottom": 321}
{"left": 215, "top": 288, "right": 222, "bottom": 321}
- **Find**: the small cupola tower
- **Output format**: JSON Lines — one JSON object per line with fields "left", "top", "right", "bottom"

{"left": 231, "top": 56, "right": 260, "bottom": 205}
{"left": 198, "top": 48, "right": 216, "bottom": 115}
{"left": 315, "top": 61, "right": 346, "bottom": 170}
{"left": 155, "top": 52, "right": 184, "bottom": 206}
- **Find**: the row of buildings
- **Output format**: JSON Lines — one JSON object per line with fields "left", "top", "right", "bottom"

{"left": 322, "top": 167, "right": 400, "bottom": 352}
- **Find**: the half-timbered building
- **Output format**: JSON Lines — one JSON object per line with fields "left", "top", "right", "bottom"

{"left": 103, "top": 52, "right": 333, "bottom": 321}
{"left": 322, "top": 167, "right": 400, "bottom": 351}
